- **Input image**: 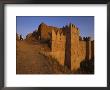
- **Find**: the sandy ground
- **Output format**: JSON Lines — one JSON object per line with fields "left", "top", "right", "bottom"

{"left": 16, "top": 40, "right": 71, "bottom": 74}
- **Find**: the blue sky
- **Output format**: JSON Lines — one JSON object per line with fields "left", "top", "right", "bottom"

{"left": 16, "top": 16, "right": 94, "bottom": 39}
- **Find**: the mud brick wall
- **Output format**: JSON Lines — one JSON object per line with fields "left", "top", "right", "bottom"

{"left": 29, "top": 23, "right": 94, "bottom": 71}
{"left": 51, "top": 29, "right": 66, "bottom": 65}
{"left": 70, "top": 25, "right": 80, "bottom": 70}
{"left": 79, "top": 41, "right": 86, "bottom": 63}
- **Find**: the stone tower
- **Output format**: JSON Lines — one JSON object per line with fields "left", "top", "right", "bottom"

{"left": 65, "top": 23, "right": 80, "bottom": 71}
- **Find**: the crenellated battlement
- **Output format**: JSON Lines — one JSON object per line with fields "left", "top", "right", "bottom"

{"left": 51, "top": 29, "right": 66, "bottom": 41}
{"left": 83, "top": 36, "right": 91, "bottom": 41}
{"left": 62, "top": 23, "right": 79, "bottom": 31}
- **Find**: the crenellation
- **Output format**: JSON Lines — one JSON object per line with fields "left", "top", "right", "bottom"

{"left": 83, "top": 36, "right": 91, "bottom": 41}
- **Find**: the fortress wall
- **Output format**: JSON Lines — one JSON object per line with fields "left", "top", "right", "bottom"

{"left": 65, "top": 27, "right": 71, "bottom": 69}
{"left": 79, "top": 41, "right": 86, "bottom": 61}
{"left": 70, "top": 26, "right": 80, "bottom": 71}
{"left": 91, "top": 41, "right": 94, "bottom": 59}
{"left": 64, "top": 24, "right": 84, "bottom": 71}
{"left": 51, "top": 30, "right": 66, "bottom": 65}
{"left": 59, "top": 35, "right": 66, "bottom": 65}
{"left": 71, "top": 33, "right": 80, "bottom": 70}
{"left": 51, "top": 51, "right": 65, "bottom": 65}
{"left": 86, "top": 41, "right": 91, "bottom": 60}
{"left": 36, "top": 23, "right": 94, "bottom": 71}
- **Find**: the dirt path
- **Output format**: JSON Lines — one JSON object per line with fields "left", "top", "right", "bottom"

{"left": 16, "top": 40, "right": 52, "bottom": 74}
{"left": 16, "top": 40, "right": 71, "bottom": 74}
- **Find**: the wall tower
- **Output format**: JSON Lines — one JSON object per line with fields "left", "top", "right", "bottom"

{"left": 65, "top": 23, "right": 80, "bottom": 70}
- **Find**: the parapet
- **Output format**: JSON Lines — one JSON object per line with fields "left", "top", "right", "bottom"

{"left": 62, "top": 23, "right": 79, "bottom": 31}
{"left": 83, "top": 37, "right": 91, "bottom": 41}
{"left": 52, "top": 29, "right": 66, "bottom": 41}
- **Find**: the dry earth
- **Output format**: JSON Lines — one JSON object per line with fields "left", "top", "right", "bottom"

{"left": 16, "top": 40, "right": 71, "bottom": 74}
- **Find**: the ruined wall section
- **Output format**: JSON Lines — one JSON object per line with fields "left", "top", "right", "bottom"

{"left": 37, "top": 23, "right": 51, "bottom": 41}
{"left": 37, "top": 23, "right": 62, "bottom": 42}
{"left": 26, "top": 33, "right": 35, "bottom": 41}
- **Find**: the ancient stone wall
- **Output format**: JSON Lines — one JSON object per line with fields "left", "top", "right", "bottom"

{"left": 51, "top": 29, "right": 66, "bottom": 65}
{"left": 79, "top": 41, "right": 86, "bottom": 63}
{"left": 37, "top": 23, "right": 62, "bottom": 41}
{"left": 83, "top": 37, "right": 92, "bottom": 60}
{"left": 31, "top": 23, "right": 94, "bottom": 71}
{"left": 79, "top": 38, "right": 94, "bottom": 61}
{"left": 70, "top": 24, "right": 80, "bottom": 70}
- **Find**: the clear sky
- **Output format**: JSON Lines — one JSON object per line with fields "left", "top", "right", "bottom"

{"left": 16, "top": 16, "right": 94, "bottom": 39}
